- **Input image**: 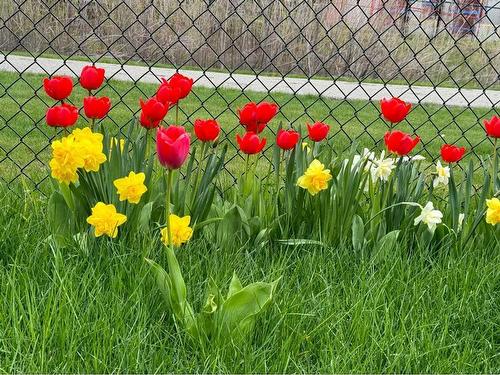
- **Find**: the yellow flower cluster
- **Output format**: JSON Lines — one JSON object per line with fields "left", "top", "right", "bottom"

{"left": 113, "top": 172, "right": 148, "bottom": 204}
{"left": 486, "top": 198, "right": 500, "bottom": 225}
{"left": 86, "top": 202, "right": 127, "bottom": 238}
{"left": 161, "top": 214, "right": 193, "bottom": 247}
{"left": 50, "top": 127, "right": 107, "bottom": 184}
{"left": 297, "top": 159, "right": 332, "bottom": 196}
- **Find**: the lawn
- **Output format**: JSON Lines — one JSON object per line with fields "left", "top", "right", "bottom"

{"left": 0, "top": 70, "right": 496, "bottom": 191}
{"left": 0, "top": 188, "right": 498, "bottom": 372}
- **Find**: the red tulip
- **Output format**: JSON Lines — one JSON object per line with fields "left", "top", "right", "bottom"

{"left": 384, "top": 130, "right": 420, "bottom": 156}
{"left": 139, "top": 98, "right": 168, "bottom": 129}
{"left": 276, "top": 129, "right": 300, "bottom": 150}
{"left": 43, "top": 76, "right": 73, "bottom": 101}
{"left": 194, "top": 119, "right": 220, "bottom": 142}
{"left": 156, "top": 125, "right": 191, "bottom": 169}
{"left": 484, "top": 115, "right": 500, "bottom": 138}
{"left": 238, "top": 102, "right": 278, "bottom": 133}
{"left": 45, "top": 103, "right": 79, "bottom": 128}
{"left": 80, "top": 65, "right": 105, "bottom": 91}
{"left": 440, "top": 144, "right": 466, "bottom": 163}
{"left": 169, "top": 73, "right": 193, "bottom": 99}
{"left": 156, "top": 78, "right": 182, "bottom": 105}
{"left": 307, "top": 122, "right": 330, "bottom": 142}
{"left": 83, "top": 96, "right": 111, "bottom": 119}
{"left": 236, "top": 132, "right": 266, "bottom": 155}
{"left": 380, "top": 97, "right": 411, "bottom": 123}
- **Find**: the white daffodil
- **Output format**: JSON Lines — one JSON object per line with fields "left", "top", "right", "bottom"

{"left": 301, "top": 142, "right": 311, "bottom": 154}
{"left": 370, "top": 151, "right": 396, "bottom": 182}
{"left": 433, "top": 161, "right": 450, "bottom": 187}
{"left": 458, "top": 213, "right": 465, "bottom": 231}
{"left": 414, "top": 201, "right": 443, "bottom": 232}
{"left": 346, "top": 148, "right": 375, "bottom": 172}
{"left": 403, "top": 154, "right": 426, "bottom": 162}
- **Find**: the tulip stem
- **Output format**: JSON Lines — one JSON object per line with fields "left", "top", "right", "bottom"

{"left": 175, "top": 104, "right": 179, "bottom": 125}
{"left": 192, "top": 142, "right": 207, "bottom": 204}
{"left": 145, "top": 129, "right": 150, "bottom": 159}
{"left": 493, "top": 138, "right": 498, "bottom": 193}
{"left": 165, "top": 169, "right": 174, "bottom": 248}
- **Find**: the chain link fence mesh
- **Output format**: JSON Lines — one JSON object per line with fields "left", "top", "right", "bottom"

{"left": 0, "top": 0, "right": 499, "bottom": 193}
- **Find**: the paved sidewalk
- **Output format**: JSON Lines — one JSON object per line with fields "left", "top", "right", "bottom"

{"left": 1, "top": 54, "right": 498, "bottom": 108}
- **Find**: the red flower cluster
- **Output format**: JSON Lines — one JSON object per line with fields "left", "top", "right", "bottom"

{"left": 43, "top": 65, "right": 111, "bottom": 128}
{"left": 43, "top": 75, "right": 78, "bottom": 128}
{"left": 238, "top": 102, "right": 278, "bottom": 134}
{"left": 380, "top": 97, "right": 411, "bottom": 123}
{"left": 441, "top": 144, "right": 466, "bottom": 163}
{"left": 156, "top": 73, "right": 193, "bottom": 105}
{"left": 235, "top": 101, "right": 278, "bottom": 155}
{"left": 139, "top": 72, "right": 193, "bottom": 129}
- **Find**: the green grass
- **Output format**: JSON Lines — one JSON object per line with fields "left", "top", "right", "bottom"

{"left": 0, "top": 70, "right": 496, "bottom": 190}
{"left": 0, "top": 187, "right": 498, "bottom": 372}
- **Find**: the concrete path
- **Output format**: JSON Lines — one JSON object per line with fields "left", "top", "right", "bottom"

{"left": 1, "top": 54, "right": 498, "bottom": 108}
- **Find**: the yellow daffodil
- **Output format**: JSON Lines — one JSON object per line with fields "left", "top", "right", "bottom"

{"left": 71, "top": 127, "right": 107, "bottom": 172}
{"left": 161, "top": 214, "right": 193, "bottom": 247}
{"left": 49, "top": 136, "right": 85, "bottom": 184}
{"left": 297, "top": 159, "right": 332, "bottom": 196}
{"left": 113, "top": 171, "right": 147, "bottom": 204}
{"left": 485, "top": 198, "right": 500, "bottom": 225}
{"left": 86, "top": 202, "right": 127, "bottom": 238}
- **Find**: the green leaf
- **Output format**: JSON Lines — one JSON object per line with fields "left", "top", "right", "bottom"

{"left": 227, "top": 272, "right": 243, "bottom": 299}
{"left": 47, "top": 190, "right": 72, "bottom": 247}
{"left": 352, "top": 215, "right": 364, "bottom": 251}
{"left": 220, "top": 278, "right": 279, "bottom": 340}
{"left": 372, "top": 230, "right": 399, "bottom": 264}
{"left": 138, "top": 202, "right": 154, "bottom": 231}
{"left": 277, "top": 239, "right": 327, "bottom": 247}
{"left": 144, "top": 258, "right": 172, "bottom": 310}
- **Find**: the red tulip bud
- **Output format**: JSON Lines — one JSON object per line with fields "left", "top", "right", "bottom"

{"left": 384, "top": 130, "right": 420, "bottom": 156}
{"left": 307, "top": 122, "right": 330, "bottom": 142}
{"left": 43, "top": 76, "right": 73, "bottom": 101}
{"left": 236, "top": 132, "right": 266, "bottom": 154}
{"left": 484, "top": 115, "right": 500, "bottom": 138}
{"left": 80, "top": 65, "right": 105, "bottom": 91}
{"left": 194, "top": 119, "right": 220, "bottom": 142}
{"left": 276, "top": 129, "right": 300, "bottom": 150}
{"left": 83, "top": 96, "right": 111, "bottom": 119}
{"left": 440, "top": 144, "right": 466, "bottom": 163}
{"left": 45, "top": 103, "right": 79, "bottom": 128}
{"left": 380, "top": 97, "right": 411, "bottom": 123}
{"left": 139, "top": 98, "right": 168, "bottom": 129}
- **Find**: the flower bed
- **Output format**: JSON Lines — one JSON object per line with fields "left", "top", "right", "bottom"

{"left": 42, "top": 66, "right": 499, "bottom": 346}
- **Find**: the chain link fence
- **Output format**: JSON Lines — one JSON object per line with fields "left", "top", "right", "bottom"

{"left": 0, "top": 0, "right": 499, "bottom": 193}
